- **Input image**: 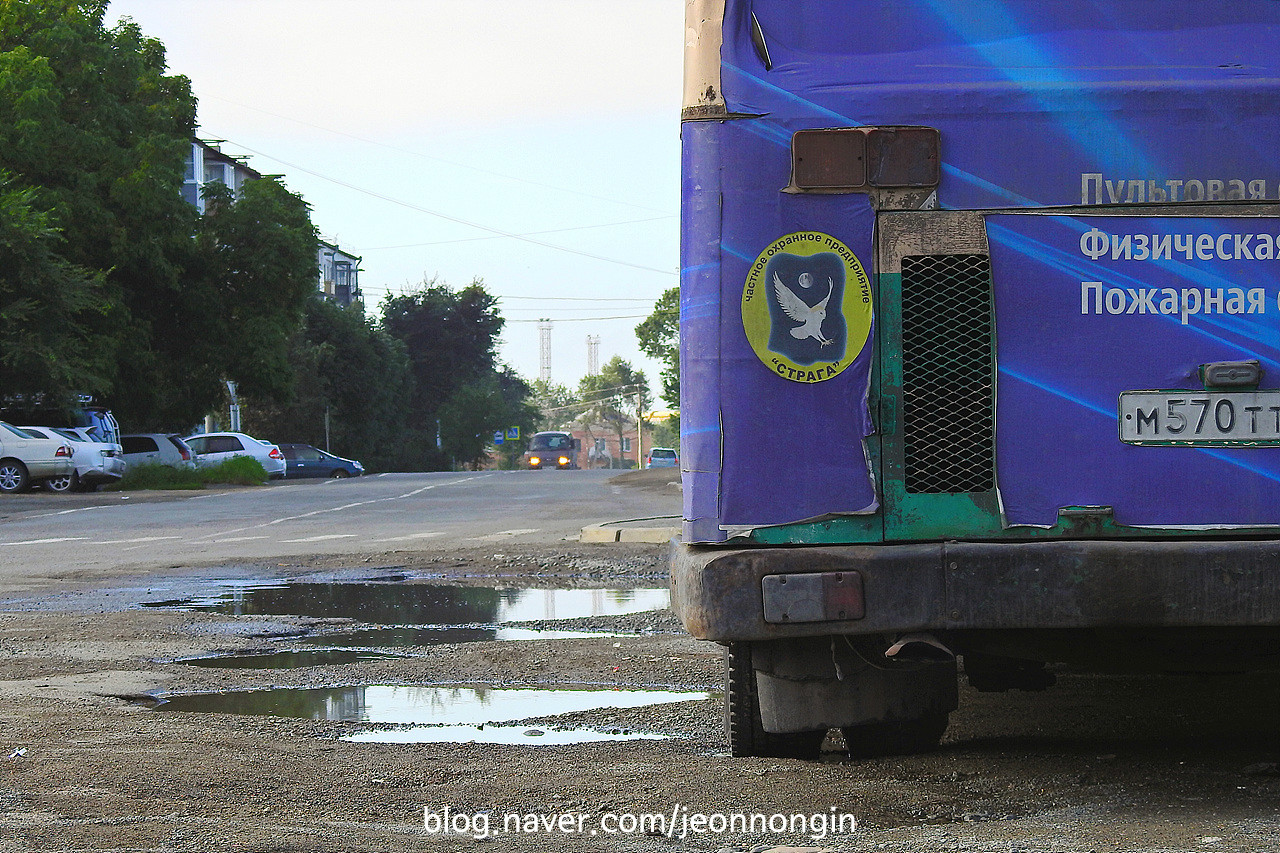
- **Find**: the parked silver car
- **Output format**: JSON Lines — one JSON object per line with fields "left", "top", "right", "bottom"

{"left": 184, "top": 431, "right": 286, "bottom": 479}
{"left": 121, "top": 433, "right": 195, "bottom": 469}
{"left": 0, "top": 421, "right": 74, "bottom": 493}
{"left": 20, "top": 426, "right": 125, "bottom": 492}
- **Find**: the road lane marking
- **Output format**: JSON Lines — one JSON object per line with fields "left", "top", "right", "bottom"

{"left": 469, "top": 528, "right": 540, "bottom": 542}
{"left": 192, "top": 474, "right": 493, "bottom": 541}
{"left": 5, "top": 537, "right": 91, "bottom": 545}
{"left": 372, "top": 532, "right": 446, "bottom": 542}
{"left": 280, "top": 534, "right": 359, "bottom": 543}
{"left": 22, "top": 506, "right": 110, "bottom": 520}
{"left": 92, "top": 536, "right": 183, "bottom": 545}
{"left": 209, "top": 536, "right": 269, "bottom": 543}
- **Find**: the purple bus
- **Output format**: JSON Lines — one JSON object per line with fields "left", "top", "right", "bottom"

{"left": 673, "top": 0, "right": 1280, "bottom": 759}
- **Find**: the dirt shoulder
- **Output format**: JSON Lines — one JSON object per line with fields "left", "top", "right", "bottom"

{"left": 0, "top": 545, "right": 1278, "bottom": 852}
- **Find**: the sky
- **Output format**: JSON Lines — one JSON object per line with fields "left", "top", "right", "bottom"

{"left": 105, "top": 0, "right": 683, "bottom": 394}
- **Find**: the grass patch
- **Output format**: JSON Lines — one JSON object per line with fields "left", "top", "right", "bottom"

{"left": 118, "top": 456, "right": 270, "bottom": 491}
{"left": 201, "top": 455, "right": 270, "bottom": 485}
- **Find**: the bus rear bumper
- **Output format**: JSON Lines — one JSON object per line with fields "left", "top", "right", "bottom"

{"left": 671, "top": 538, "right": 1280, "bottom": 643}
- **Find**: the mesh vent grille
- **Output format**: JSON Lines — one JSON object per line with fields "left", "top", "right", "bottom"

{"left": 900, "top": 254, "right": 995, "bottom": 493}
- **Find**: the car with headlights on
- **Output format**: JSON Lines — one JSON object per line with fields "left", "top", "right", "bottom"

{"left": 522, "top": 431, "right": 580, "bottom": 470}
{"left": 0, "top": 421, "right": 74, "bottom": 493}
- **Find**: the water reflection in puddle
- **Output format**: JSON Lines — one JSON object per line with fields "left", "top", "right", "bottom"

{"left": 299, "top": 626, "right": 618, "bottom": 648}
{"left": 178, "top": 629, "right": 622, "bottom": 669}
{"left": 176, "top": 649, "right": 404, "bottom": 669}
{"left": 145, "top": 583, "right": 670, "bottom": 625}
{"left": 345, "top": 725, "right": 669, "bottom": 745}
{"left": 159, "top": 583, "right": 667, "bottom": 668}
{"left": 154, "top": 685, "right": 709, "bottom": 744}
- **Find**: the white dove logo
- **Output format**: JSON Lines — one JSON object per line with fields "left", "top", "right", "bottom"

{"left": 773, "top": 273, "right": 834, "bottom": 346}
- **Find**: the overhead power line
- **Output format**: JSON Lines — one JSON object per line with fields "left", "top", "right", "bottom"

{"left": 507, "top": 314, "right": 651, "bottom": 323}
{"left": 223, "top": 139, "right": 677, "bottom": 277}
{"left": 497, "top": 295, "right": 653, "bottom": 303}
{"left": 365, "top": 216, "right": 673, "bottom": 251}
{"left": 204, "top": 93, "right": 668, "bottom": 214}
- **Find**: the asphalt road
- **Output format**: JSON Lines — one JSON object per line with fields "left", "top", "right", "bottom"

{"left": 0, "top": 469, "right": 680, "bottom": 593}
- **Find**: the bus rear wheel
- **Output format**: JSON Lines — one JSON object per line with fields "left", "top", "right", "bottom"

{"left": 725, "top": 642, "right": 827, "bottom": 760}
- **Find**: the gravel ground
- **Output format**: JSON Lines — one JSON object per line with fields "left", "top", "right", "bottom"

{"left": 0, "top": 543, "right": 1279, "bottom": 852}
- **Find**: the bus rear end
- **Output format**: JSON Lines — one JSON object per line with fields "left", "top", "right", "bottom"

{"left": 673, "top": 0, "right": 1280, "bottom": 758}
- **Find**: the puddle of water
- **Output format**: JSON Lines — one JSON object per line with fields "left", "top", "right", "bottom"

{"left": 144, "top": 582, "right": 669, "bottom": 625}
{"left": 345, "top": 725, "right": 669, "bottom": 745}
{"left": 153, "top": 685, "right": 710, "bottom": 726}
{"left": 298, "top": 626, "right": 619, "bottom": 648}
{"left": 175, "top": 649, "right": 404, "bottom": 669}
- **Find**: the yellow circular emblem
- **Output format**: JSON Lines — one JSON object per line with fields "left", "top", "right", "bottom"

{"left": 741, "top": 231, "right": 872, "bottom": 383}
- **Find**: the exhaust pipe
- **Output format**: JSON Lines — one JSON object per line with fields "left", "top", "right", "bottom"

{"left": 884, "top": 632, "right": 955, "bottom": 663}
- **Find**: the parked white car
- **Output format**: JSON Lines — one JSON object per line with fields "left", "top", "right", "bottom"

{"left": 121, "top": 433, "right": 195, "bottom": 469}
{"left": 0, "top": 421, "right": 74, "bottom": 493}
{"left": 184, "top": 431, "right": 286, "bottom": 479}
{"left": 20, "top": 426, "right": 125, "bottom": 492}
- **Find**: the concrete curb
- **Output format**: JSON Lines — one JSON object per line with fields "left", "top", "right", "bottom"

{"left": 580, "top": 516, "right": 680, "bottom": 544}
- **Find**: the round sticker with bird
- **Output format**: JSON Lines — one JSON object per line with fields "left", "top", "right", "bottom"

{"left": 741, "top": 231, "right": 873, "bottom": 383}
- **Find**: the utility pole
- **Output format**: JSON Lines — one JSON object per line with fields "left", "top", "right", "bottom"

{"left": 226, "top": 380, "right": 240, "bottom": 433}
{"left": 636, "top": 388, "right": 644, "bottom": 468}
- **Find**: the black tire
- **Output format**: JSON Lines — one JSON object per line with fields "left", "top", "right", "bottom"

{"left": 840, "top": 712, "right": 949, "bottom": 759}
{"left": 725, "top": 642, "right": 827, "bottom": 759}
{"left": 329, "top": 469, "right": 350, "bottom": 479}
{"left": 0, "top": 459, "right": 30, "bottom": 494}
{"left": 44, "top": 472, "right": 77, "bottom": 493}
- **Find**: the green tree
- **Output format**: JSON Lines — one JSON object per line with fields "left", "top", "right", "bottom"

{"left": 529, "top": 378, "right": 579, "bottom": 430}
{"left": 0, "top": 176, "right": 117, "bottom": 402}
{"left": 242, "top": 298, "right": 412, "bottom": 472}
{"left": 200, "top": 180, "right": 319, "bottom": 397}
{"left": 650, "top": 414, "right": 680, "bottom": 453}
{"left": 635, "top": 286, "right": 679, "bottom": 408}
{"left": 382, "top": 277, "right": 534, "bottom": 470}
{"left": 0, "top": 0, "right": 198, "bottom": 422}
{"left": 578, "top": 356, "right": 649, "bottom": 468}
{"left": 1, "top": 3, "right": 322, "bottom": 431}
{"left": 437, "top": 367, "right": 538, "bottom": 469}
{"left": 109, "top": 178, "right": 319, "bottom": 429}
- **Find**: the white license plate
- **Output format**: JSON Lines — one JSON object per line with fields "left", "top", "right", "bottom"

{"left": 1119, "top": 390, "right": 1280, "bottom": 445}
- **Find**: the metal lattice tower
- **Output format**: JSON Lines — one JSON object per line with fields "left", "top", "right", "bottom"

{"left": 586, "top": 335, "right": 600, "bottom": 375}
{"left": 538, "top": 320, "right": 552, "bottom": 382}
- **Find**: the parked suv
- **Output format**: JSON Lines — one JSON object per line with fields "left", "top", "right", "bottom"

{"left": 67, "top": 407, "right": 121, "bottom": 446}
{"left": 20, "top": 426, "right": 125, "bottom": 491}
{"left": 646, "top": 447, "right": 679, "bottom": 469}
{"left": 184, "top": 432, "right": 286, "bottom": 479}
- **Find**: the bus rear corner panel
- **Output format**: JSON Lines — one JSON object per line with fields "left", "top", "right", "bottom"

{"left": 671, "top": 537, "right": 1280, "bottom": 760}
